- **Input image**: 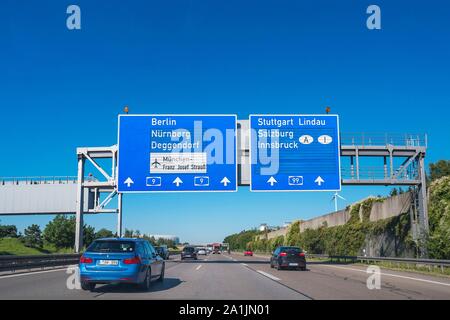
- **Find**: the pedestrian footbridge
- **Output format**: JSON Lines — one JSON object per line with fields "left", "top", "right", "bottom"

{"left": 0, "top": 177, "right": 94, "bottom": 215}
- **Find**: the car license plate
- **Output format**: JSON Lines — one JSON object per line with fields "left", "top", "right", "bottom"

{"left": 99, "top": 260, "right": 118, "bottom": 266}
{"left": 289, "top": 263, "right": 298, "bottom": 266}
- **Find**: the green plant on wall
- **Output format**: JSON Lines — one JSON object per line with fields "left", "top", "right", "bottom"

{"left": 224, "top": 173, "right": 450, "bottom": 258}
{"left": 285, "top": 221, "right": 300, "bottom": 246}
{"left": 427, "top": 176, "right": 450, "bottom": 259}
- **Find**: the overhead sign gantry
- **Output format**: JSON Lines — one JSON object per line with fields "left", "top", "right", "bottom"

{"left": 73, "top": 114, "right": 428, "bottom": 257}
{"left": 117, "top": 114, "right": 237, "bottom": 192}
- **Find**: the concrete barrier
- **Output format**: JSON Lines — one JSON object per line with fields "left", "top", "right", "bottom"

{"left": 262, "top": 192, "right": 412, "bottom": 239}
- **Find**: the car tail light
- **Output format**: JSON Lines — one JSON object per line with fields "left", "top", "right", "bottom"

{"left": 123, "top": 256, "right": 141, "bottom": 264}
{"left": 80, "top": 256, "right": 93, "bottom": 264}
{"left": 279, "top": 252, "right": 287, "bottom": 257}
{"left": 299, "top": 252, "right": 305, "bottom": 257}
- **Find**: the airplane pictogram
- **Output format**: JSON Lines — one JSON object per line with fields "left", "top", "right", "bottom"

{"left": 151, "top": 158, "right": 161, "bottom": 168}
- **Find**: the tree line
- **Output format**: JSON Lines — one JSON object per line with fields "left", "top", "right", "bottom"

{"left": 0, "top": 215, "right": 177, "bottom": 252}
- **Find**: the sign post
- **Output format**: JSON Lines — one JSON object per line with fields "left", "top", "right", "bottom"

{"left": 118, "top": 115, "right": 237, "bottom": 193}
{"left": 250, "top": 114, "right": 341, "bottom": 192}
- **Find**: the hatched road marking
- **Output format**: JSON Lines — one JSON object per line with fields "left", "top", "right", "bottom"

{"left": 257, "top": 270, "right": 281, "bottom": 281}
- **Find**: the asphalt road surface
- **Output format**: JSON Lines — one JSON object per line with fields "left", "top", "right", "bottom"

{"left": 0, "top": 252, "right": 449, "bottom": 300}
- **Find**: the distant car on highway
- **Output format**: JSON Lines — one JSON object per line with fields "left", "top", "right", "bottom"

{"left": 181, "top": 246, "right": 198, "bottom": 260}
{"left": 79, "top": 238, "right": 164, "bottom": 291}
{"left": 270, "top": 246, "right": 306, "bottom": 271}
{"left": 196, "top": 248, "right": 207, "bottom": 255}
{"left": 244, "top": 250, "right": 253, "bottom": 256}
{"left": 155, "top": 246, "right": 170, "bottom": 260}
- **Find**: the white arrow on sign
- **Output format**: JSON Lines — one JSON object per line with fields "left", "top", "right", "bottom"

{"left": 314, "top": 176, "right": 325, "bottom": 186}
{"left": 221, "top": 177, "right": 231, "bottom": 186}
{"left": 267, "top": 176, "right": 277, "bottom": 186}
{"left": 173, "top": 177, "right": 183, "bottom": 187}
{"left": 124, "top": 177, "right": 134, "bottom": 187}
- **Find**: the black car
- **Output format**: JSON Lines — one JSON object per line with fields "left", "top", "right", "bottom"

{"left": 181, "top": 246, "right": 198, "bottom": 260}
{"left": 270, "top": 246, "right": 306, "bottom": 271}
{"left": 155, "top": 246, "right": 170, "bottom": 260}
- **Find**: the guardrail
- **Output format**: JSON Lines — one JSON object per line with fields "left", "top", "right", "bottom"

{"left": 240, "top": 252, "right": 450, "bottom": 272}
{"left": 327, "top": 255, "right": 450, "bottom": 267}
{"left": 0, "top": 254, "right": 81, "bottom": 273}
{"left": 0, "top": 251, "right": 182, "bottom": 273}
{"left": 340, "top": 133, "right": 427, "bottom": 147}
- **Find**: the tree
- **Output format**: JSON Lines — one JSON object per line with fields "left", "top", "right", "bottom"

{"left": 0, "top": 224, "right": 18, "bottom": 238}
{"left": 43, "top": 215, "right": 74, "bottom": 248}
{"left": 95, "top": 228, "right": 114, "bottom": 239}
{"left": 389, "top": 188, "right": 398, "bottom": 196}
{"left": 223, "top": 229, "right": 261, "bottom": 251}
{"left": 22, "top": 224, "right": 43, "bottom": 248}
{"left": 43, "top": 215, "right": 95, "bottom": 249}
{"left": 429, "top": 160, "right": 450, "bottom": 182}
{"left": 84, "top": 225, "right": 96, "bottom": 247}
{"left": 427, "top": 176, "right": 450, "bottom": 259}
{"left": 124, "top": 229, "right": 134, "bottom": 237}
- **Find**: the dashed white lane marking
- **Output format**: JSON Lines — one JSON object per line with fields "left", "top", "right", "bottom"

{"left": 195, "top": 265, "right": 203, "bottom": 271}
{"left": 257, "top": 270, "right": 281, "bottom": 281}
{"left": 241, "top": 263, "right": 248, "bottom": 266}
{"left": 319, "top": 264, "right": 450, "bottom": 287}
{"left": 0, "top": 265, "right": 76, "bottom": 280}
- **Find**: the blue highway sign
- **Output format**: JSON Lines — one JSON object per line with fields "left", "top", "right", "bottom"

{"left": 250, "top": 114, "right": 341, "bottom": 192}
{"left": 118, "top": 115, "right": 237, "bottom": 192}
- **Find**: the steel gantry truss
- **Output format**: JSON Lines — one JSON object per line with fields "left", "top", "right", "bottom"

{"left": 75, "top": 146, "right": 123, "bottom": 252}
{"left": 339, "top": 133, "right": 429, "bottom": 256}
{"left": 75, "top": 130, "right": 429, "bottom": 256}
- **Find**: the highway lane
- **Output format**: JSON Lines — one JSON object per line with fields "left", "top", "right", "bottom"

{"left": 1, "top": 252, "right": 449, "bottom": 299}
{"left": 229, "top": 253, "right": 450, "bottom": 300}
{"left": 0, "top": 254, "right": 308, "bottom": 300}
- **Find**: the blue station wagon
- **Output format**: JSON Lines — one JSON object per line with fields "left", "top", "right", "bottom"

{"left": 79, "top": 238, "right": 165, "bottom": 291}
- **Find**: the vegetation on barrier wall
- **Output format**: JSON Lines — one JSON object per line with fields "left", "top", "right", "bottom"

{"left": 235, "top": 177, "right": 450, "bottom": 258}
{"left": 427, "top": 176, "right": 450, "bottom": 259}
{"left": 244, "top": 198, "right": 414, "bottom": 256}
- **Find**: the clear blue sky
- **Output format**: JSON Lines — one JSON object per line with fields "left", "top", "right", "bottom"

{"left": 1, "top": 1, "right": 449, "bottom": 244}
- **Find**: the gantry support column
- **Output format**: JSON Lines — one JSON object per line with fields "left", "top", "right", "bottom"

{"left": 75, "top": 155, "right": 85, "bottom": 253}
{"left": 117, "top": 193, "right": 123, "bottom": 237}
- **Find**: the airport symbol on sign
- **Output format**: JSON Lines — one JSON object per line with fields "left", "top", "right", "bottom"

{"left": 250, "top": 114, "right": 341, "bottom": 192}
{"left": 117, "top": 115, "right": 237, "bottom": 192}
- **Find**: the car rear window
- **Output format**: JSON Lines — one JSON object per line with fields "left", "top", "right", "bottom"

{"left": 184, "top": 247, "right": 195, "bottom": 252}
{"left": 87, "top": 240, "right": 135, "bottom": 253}
{"left": 281, "top": 247, "right": 302, "bottom": 253}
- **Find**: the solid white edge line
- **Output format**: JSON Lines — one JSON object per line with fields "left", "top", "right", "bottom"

{"left": 319, "top": 264, "right": 450, "bottom": 287}
{"left": 0, "top": 265, "right": 77, "bottom": 280}
{"left": 257, "top": 270, "right": 281, "bottom": 281}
